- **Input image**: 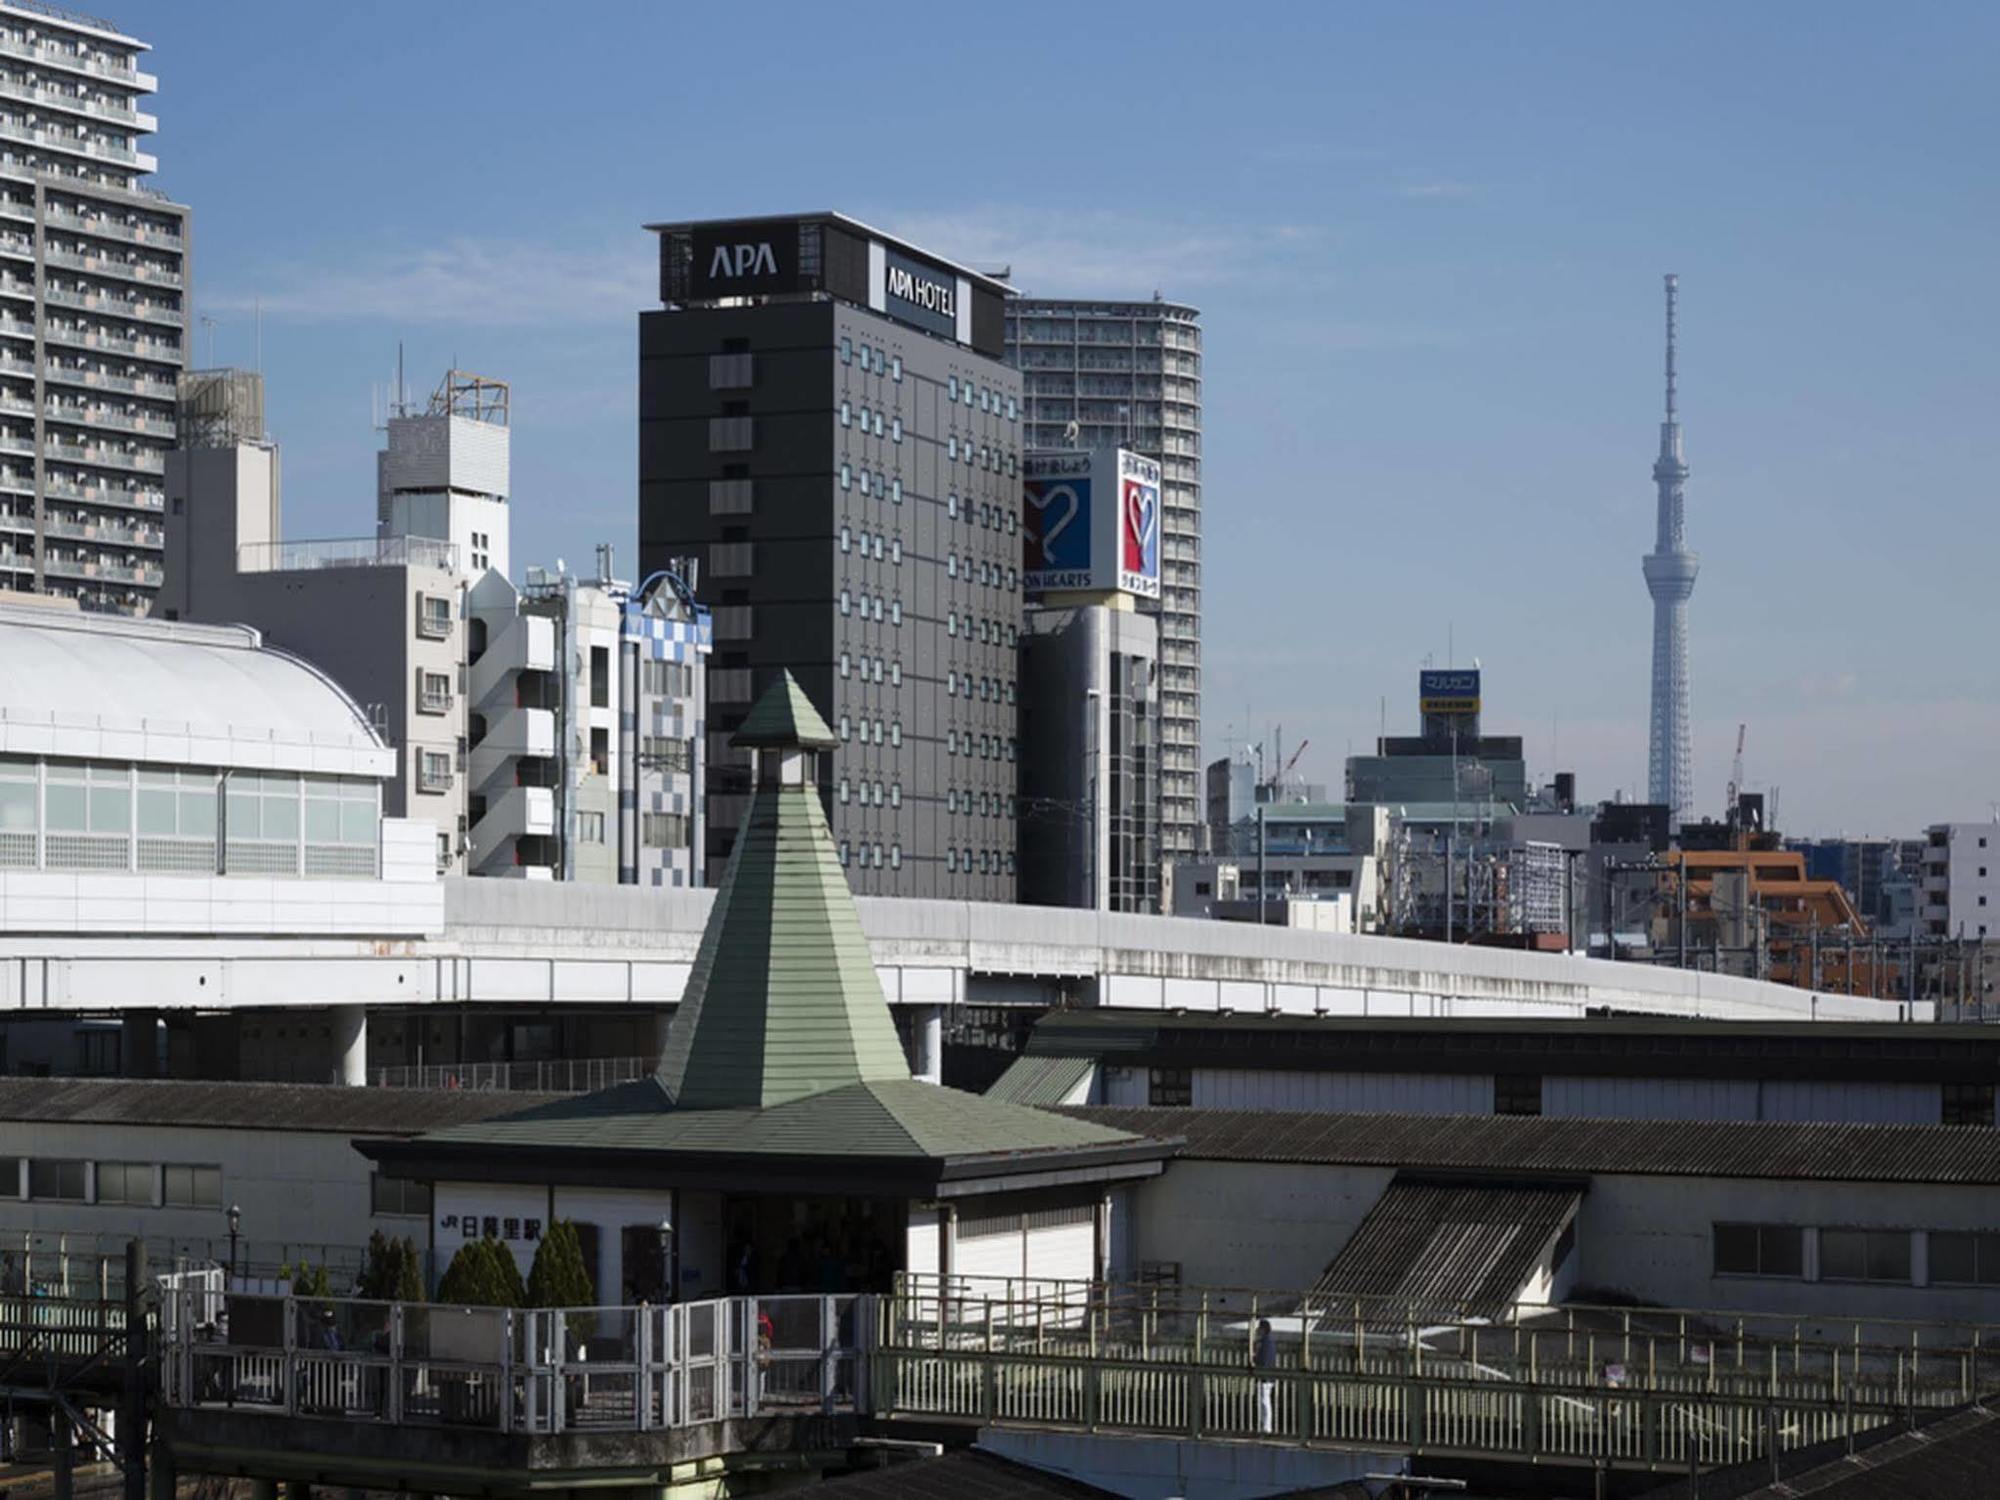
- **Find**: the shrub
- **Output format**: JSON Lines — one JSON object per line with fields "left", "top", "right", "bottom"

{"left": 284, "top": 1262, "right": 332, "bottom": 1298}
{"left": 527, "top": 1221, "right": 597, "bottom": 1342}
{"left": 358, "top": 1231, "right": 425, "bottom": 1303}
{"left": 435, "top": 1238, "right": 523, "bottom": 1308}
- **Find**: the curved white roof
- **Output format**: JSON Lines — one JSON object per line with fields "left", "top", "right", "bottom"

{"left": 0, "top": 602, "right": 393, "bottom": 777}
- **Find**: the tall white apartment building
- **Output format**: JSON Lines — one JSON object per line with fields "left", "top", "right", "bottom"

{"left": 1921, "top": 822, "right": 1999, "bottom": 944}
{"left": 0, "top": 1, "right": 187, "bottom": 615}
{"left": 1006, "top": 298, "right": 1203, "bottom": 876}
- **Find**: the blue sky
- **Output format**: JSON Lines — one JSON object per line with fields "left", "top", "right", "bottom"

{"left": 143, "top": 1, "right": 1997, "bottom": 836}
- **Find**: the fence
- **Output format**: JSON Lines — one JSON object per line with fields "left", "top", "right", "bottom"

{"left": 156, "top": 1276, "right": 864, "bottom": 1436}
{"left": 370, "top": 1057, "right": 651, "bottom": 1093}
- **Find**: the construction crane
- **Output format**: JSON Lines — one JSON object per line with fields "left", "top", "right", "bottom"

{"left": 1262, "top": 736, "right": 1310, "bottom": 800}
{"left": 1726, "top": 723, "right": 1746, "bottom": 812}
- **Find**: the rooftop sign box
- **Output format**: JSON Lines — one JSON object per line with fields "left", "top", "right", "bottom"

{"left": 1023, "top": 448, "right": 1162, "bottom": 601}
{"left": 1419, "top": 668, "right": 1481, "bottom": 716}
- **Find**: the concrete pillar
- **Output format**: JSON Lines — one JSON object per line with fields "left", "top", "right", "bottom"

{"left": 120, "top": 1010, "right": 160, "bottom": 1079}
{"left": 651, "top": 1006, "right": 674, "bottom": 1060}
{"left": 914, "top": 1006, "right": 943, "bottom": 1085}
{"left": 331, "top": 1005, "right": 366, "bottom": 1088}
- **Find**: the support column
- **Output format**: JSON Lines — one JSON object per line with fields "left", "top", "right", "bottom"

{"left": 914, "top": 1006, "right": 943, "bottom": 1086}
{"left": 651, "top": 1006, "right": 674, "bottom": 1060}
{"left": 120, "top": 1010, "right": 160, "bottom": 1079}
{"left": 331, "top": 1006, "right": 366, "bottom": 1088}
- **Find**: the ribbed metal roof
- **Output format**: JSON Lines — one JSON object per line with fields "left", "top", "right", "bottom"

{"left": 1725, "top": 1402, "right": 2000, "bottom": 1499}
{"left": 810, "top": 1450, "right": 1115, "bottom": 1499}
{"left": 987, "top": 1055, "right": 1095, "bottom": 1107}
{"left": 1311, "top": 1179, "right": 1580, "bottom": 1318}
{"left": 1065, "top": 1107, "right": 2000, "bottom": 1186}
{"left": 0, "top": 1078, "right": 552, "bottom": 1135}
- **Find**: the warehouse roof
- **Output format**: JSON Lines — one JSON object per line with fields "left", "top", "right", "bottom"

{"left": 0, "top": 1078, "right": 553, "bottom": 1136}
{"left": 1705, "top": 1403, "right": 2000, "bottom": 1499}
{"left": 987, "top": 1055, "right": 1095, "bottom": 1107}
{"left": 1064, "top": 1107, "right": 2000, "bottom": 1186}
{"left": 1023, "top": 1010, "right": 2000, "bottom": 1083}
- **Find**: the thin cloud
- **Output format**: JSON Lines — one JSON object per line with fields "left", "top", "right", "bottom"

{"left": 208, "top": 237, "right": 653, "bottom": 327}
{"left": 1399, "top": 179, "right": 1480, "bottom": 201}
{"left": 876, "top": 206, "right": 1334, "bottom": 297}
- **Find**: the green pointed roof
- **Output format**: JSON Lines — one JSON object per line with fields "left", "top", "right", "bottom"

{"left": 731, "top": 670, "right": 838, "bottom": 750}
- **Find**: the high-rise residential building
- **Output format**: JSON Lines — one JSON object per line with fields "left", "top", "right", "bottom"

{"left": 0, "top": 1, "right": 187, "bottom": 615}
{"left": 1006, "top": 299, "right": 1203, "bottom": 880}
{"left": 640, "top": 212, "right": 1022, "bottom": 901}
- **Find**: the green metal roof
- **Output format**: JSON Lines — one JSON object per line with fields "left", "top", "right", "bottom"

{"left": 988, "top": 1054, "right": 1096, "bottom": 1107}
{"left": 411, "top": 1077, "right": 1136, "bottom": 1160}
{"left": 374, "top": 674, "right": 1159, "bottom": 1175}
{"left": 730, "top": 669, "right": 838, "bottom": 749}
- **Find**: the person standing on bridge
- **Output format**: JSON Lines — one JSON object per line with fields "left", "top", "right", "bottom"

{"left": 1253, "top": 1318, "right": 1277, "bottom": 1433}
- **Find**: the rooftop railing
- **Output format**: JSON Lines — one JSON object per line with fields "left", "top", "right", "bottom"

{"left": 370, "top": 1056, "right": 651, "bottom": 1093}
{"left": 238, "top": 535, "right": 458, "bottom": 574}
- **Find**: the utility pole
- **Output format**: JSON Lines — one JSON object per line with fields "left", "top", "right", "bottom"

{"left": 1677, "top": 859, "right": 1688, "bottom": 970}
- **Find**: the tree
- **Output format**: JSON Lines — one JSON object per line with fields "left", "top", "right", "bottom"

{"left": 435, "top": 1238, "right": 523, "bottom": 1308}
{"left": 526, "top": 1221, "right": 596, "bottom": 1310}
{"left": 358, "top": 1231, "right": 425, "bottom": 1303}
{"left": 284, "top": 1262, "right": 333, "bottom": 1298}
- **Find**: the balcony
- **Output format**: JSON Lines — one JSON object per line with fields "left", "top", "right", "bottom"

{"left": 0, "top": 34, "right": 155, "bottom": 92}
{"left": 238, "top": 534, "right": 459, "bottom": 575}
{"left": 44, "top": 244, "right": 181, "bottom": 287}
{"left": 41, "top": 437, "right": 163, "bottom": 473}
{"left": 0, "top": 116, "right": 151, "bottom": 171}
{"left": 43, "top": 362, "right": 174, "bottom": 399}
{"left": 42, "top": 551, "right": 160, "bottom": 586}
{"left": 43, "top": 513, "right": 160, "bottom": 548}
{"left": 41, "top": 203, "right": 181, "bottom": 250}
{"left": 0, "top": 72, "right": 153, "bottom": 128}
{"left": 45, "top": 401, "right": 174, "bottom": 438}
{"left": 44, "top": 477, "right": 160, "bottom": 511}
{"left": 43, "top": 283, "right": 181, "bottom": 327}
{"left": 41, "top": 320, "right": 180, "bottom": 360}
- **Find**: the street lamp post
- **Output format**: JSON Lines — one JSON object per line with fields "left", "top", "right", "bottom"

{"left": 656, "top": 1217, "right": 673, "bottom": 1303}
{"left": 226, "top": 1203, "right": 241, "bottom": 1284}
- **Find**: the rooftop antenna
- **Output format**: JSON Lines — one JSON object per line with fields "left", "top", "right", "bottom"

{"left": 254, "top": 296, "right": 262, "bottom": 375}
{"left": 199, "top": 313, "right": 215, "bottom": 366}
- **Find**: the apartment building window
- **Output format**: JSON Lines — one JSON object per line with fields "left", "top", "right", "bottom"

{"left": 1494, "top": 1075, "right": 1542, "bottom": 1117}
{"left": 1930, "top": 1231, "right": 2000, "bottom": 1286}
{"left": 417, "top": 669, "right": 452, "bottom": 715}
{"left": 163, "top": 1165, "right": 223, "bottom": 1208}
{"left": 419, "top": 751, "right": 454, "bottom": 794}
{"left": 590, "top": 646, "right": 610, "bottom": 709}
{"left": 642, "top": 812, "right": 688, "bottom": 849}
{"left": 578, "top": 811, "right": 606, "bottom": 844}
{"left": 370, "top": 1174, "right": 433, "bottom": 1218}
{"left": 417, "top": 592, "right": 452, "bottom": 639}
{"left": 1148, "top": 1068, "right": 1193, "bottom": 1107}
{"left": 1820, "top": 1228, "right": 1912, "bottom": 1284}
{"left": 1942, "top": 1082, "right": 1995, "bottom": 1127}
{"left": 1712, "top": 1224, "right": 1805, "bottom": 1278}
{"left": 95, "top": 1162, "right": 152, "bottom": 1205}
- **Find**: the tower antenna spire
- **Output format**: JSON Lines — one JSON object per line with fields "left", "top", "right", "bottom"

{"left": 1664, "top": 272, "right": 1678, "bottom": 423}
{"left": 1643, "top": 273, "right": 1697, "bottom": 829}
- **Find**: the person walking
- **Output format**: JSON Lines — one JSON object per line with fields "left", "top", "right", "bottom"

{"left": 1253, "top": 1318, "right": 1277, "bottom": 1434}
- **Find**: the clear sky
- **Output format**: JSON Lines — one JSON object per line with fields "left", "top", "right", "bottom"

{"left": 142, "top": 1, "right": 1997, "bottom": 837}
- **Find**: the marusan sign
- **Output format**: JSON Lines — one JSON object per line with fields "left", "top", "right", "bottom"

{"left": 688, "top": 221, "right": 800, "bottom": 298}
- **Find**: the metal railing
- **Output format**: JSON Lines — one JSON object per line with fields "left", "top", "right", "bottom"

{"left": 370, "top": 1056, "right": 652, "bottom": 1093}
{"left": 157, "top": 1280, "right": 865, "bottom": 1436}
{"left": 237, "top": 535, "right": 458, "bottom": 574}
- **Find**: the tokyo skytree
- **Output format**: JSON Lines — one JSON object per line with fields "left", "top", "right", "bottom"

{"left": 1643, "top": 274, "right": 1697, "bottom": 827}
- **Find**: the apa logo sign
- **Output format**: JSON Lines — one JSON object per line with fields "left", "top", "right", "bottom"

{"left": 1023, "top": 476, "right": 1094, "bottom": 590}
{"left": 709, "top": 242, "right": 778, "bottom": 279}
{"left": 1121, "top": 476, "right": 1160, "bottom": 581}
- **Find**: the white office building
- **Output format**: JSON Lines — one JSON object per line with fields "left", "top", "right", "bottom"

{"left": 0, "top": 0, "right": 189, "bottom": 615}
{"left": 1006, "top": 300, "right": 1203, "bottom": 878}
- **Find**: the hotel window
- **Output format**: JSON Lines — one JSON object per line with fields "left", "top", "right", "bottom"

{"left": 1493, "top": 1075, "right": 1542, "bottom": 1117}
{"left": 1819, "top": 1228, "right": 1911, "bottom": 1284}
{"left": 838, "top": 652, "right": 851, "bottom": 678}
{"left": 839, "top": 401, "right": 851, "bottom": 428}
{"left": 873, "top": 412, "right": 884, "bottom": 437}
{"left": 837, "top": 780, "right": 850, "bottom": 805}
{"left": 839, "top": 337, "right": 852, "bottom": 364}
{"left": 948, "top": 376, "right": 958, "bottom": 400}
{"left": 890, "top": 662, "right": 902, "bottom": 686}
{"left": 891, "top": 477, "right": 903, "bottom": 504}
{"left": 838, "top": 716, "right": 851, "bottom": 741}
{"left": 890, "top": 784, "right": 902, "bottom": 808}
{"left": 839, "top": 463, "right": 852, "bottom": 490}
{"left": 962, "top": 382, "right": 973, "bottom": 407}
{"left": 839, "top": 842, "right": 851, "bottom": 867}
{"left": 890, "top": 355, "right": 902, "bottom": 382}
{"left": 890, "top": 844, "right": 902, "bottom": 869}
{"left": 1930, "top": 1231, "right": 2000, "bottom": 1286}
{"left": 890, "top": 539, "right": 903, "bottom": 564}
{"left": 947, "top": 436, "right": 958, "bottom": 461}
{"left": 839, "top": 526, "right": 851, "bottom": 553}
{"left": 839, "top": 590, "right": 851, "bottom": 616}
{"left": 858, "top": 470, "right": 871, "bottom": 497}
{"left": 1712, "top": 1224, "right": 1805, "bottom": 1279}
{"left": 1943, "top": 1083, "right": 1995, "bottom": 1127}
{"left": 1149, "top": 1068, "right": 1193, "bottom": 1107}
{"left": 946, "top": 848, "right": 958, "bottom": 873}
{"left": 890, "top": 722, "right": 903, "bottom": 748}
{"left": 891, "top": 416, "right": 902, "bottom": 443}
{"left": 947, "top": 493, "right": 959, "bottom": 519}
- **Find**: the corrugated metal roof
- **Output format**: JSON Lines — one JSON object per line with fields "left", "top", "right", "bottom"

{"left": 730, "top": 669, "right": 839, "bottom": 749}
{"left": 1721, "top": 1403, "right": 2000, "bottom": 1499}
{"left": 1063, "top": 1106, "right": 2000, "bottom": 1186}
{"left": 811, "top": 1451, "right": 1115, "bottom": 1499}
{"left": 414, "top": 1078, "right": 1140, "bottom": 1162}
{"left": 988, "top": 1055, "right": 1095, "bottom": 1106}
{"left": 0, "top": 1078, "right": 553, "bottom": 1135}
{"left": 1311, "top": 1179, "right": 1579, "bottom": 1318}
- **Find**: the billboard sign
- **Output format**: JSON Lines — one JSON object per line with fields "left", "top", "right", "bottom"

{"left": 1023, "top": 449, "right": 1161, "bottom": 600}
{"left": 881, "top": 247, "right": 958, "bottom": 339}
{"left": 1418, "top": 669, "right": 1481, "bottom": 716}
{"left": 688, "top": 220, "right": 801, "bottom": 299}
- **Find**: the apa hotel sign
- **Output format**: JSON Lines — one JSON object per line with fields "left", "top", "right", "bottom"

{"left": 688, "top": 220, "right": 800, "bottom": 297}
{"left": 880, "top": 247, "right": 958, "bottom": 338}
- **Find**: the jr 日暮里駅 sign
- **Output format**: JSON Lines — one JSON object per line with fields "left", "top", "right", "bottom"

{"left": 1022, "top": 449, "right": 1161, "bottom": 600}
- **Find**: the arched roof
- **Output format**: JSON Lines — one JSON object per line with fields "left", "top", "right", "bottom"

{"left": 0, "top": 601, "right": 392, "bottom": 777}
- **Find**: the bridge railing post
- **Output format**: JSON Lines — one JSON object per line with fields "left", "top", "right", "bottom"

{"left": 387, "top": 1303, "right": 404, "bottom": 1427}
{"left": 281, "top": 1295, "right": 297, "bottom": 1416}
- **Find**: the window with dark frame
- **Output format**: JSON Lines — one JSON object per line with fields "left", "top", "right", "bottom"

{"left": 1929, "top": 1231, "right": 2000, "bottom": 1286}
{"left": 1819, "top": 1228, "right": 1911, "bottom": 1284}
{"left": 1494, "top": 1074, "right": 1543, "bottom": 1117}
{"left": 1148, "top": 1067, "right": 1193, "bottom": 1107}
{"left": 1712, "top": 1223, "right": 1805, "bottom": 1278}
{"left": 1941, "top": 1082, "right": 1995, "bottom": 1128}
